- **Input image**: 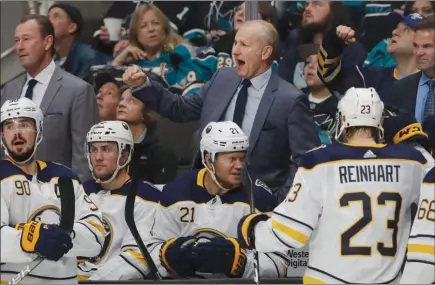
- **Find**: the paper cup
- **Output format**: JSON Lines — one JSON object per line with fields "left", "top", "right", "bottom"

{"left": 103, "top": 18, "right": 122, "bottom": 41}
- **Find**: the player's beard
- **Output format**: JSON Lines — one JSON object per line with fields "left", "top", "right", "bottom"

{"left": 7, "top": 144, "right": 35, "bottom": 163}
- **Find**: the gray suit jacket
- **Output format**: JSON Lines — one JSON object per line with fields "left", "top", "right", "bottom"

{"left": 1, "top": 66, "right": 99, "bottom": 182}
{"left": 132, "top": 68, "right": 321, "bottom": 202}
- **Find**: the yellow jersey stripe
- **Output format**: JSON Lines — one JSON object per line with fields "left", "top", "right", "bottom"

{"left": 408, "top": 244, "right": 435, "bottom": 255}
{"left": 272, "top": 220, "right": 308, "bottom": 244}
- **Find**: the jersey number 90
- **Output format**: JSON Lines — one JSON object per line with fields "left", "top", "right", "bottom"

{"left": 340, "top": 191, "right": 402, "bottom": 257}
{"left": 15, "top": 180, "right": 31, "bottom": 196}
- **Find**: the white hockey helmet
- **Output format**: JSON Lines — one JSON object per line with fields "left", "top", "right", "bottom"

{"left": 335, "top": 87, "right": 384, "bottom": 141}
{"left": 200, "top": 121, "right": 249, "bottom": 190}
{"left": 0, "top": 98, "right": 44, "bottom": 164}
{"left": 200, "top": 121, "right": 249, "bottom": 163}
{"left": 85, "top": 120, "right": 134, "bottom": 184}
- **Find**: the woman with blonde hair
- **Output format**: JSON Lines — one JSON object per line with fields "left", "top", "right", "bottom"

{"left": 112, "top": 3, "right": 196, "bottom": 88}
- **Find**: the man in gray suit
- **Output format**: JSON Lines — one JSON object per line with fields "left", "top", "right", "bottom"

{"left": 123, "top": 20, "right": 321, "bottom": 202}
{"left": 1, "top": 14, "right": 98, "bottom": 182}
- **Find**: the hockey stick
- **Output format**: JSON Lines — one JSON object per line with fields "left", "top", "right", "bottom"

{"left": 125, "top": 166, "right": 162, "bottom": 280}
{"left": 9, "top": 176, "right": 76, "bottom": 284}
{"left": 241, "top": 160, "right": 261, "bottom": 284}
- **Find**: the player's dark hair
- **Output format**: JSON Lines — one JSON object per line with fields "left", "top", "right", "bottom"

{"left": 19, "top": 14, "right": 56, "bottom": 56}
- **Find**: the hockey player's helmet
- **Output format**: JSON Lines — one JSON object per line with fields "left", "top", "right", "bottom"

{"left": 200, "top": 121, "right": 249, "bottom": 164}
{"left": 85, "top": 120, "right": 134, "bottom": 184}
{"left": 0, "top": 98, "right": 44, "bottom": 163}
{"left": 336, "top": 87, "right": 384, "bottom": 141}
{"left": 199, "top": 121, "right": 249, "bottom": 190}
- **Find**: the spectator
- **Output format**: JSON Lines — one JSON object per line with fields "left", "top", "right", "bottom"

{"left": 122, "top": 20, "right": 321, "bottom": 203}
{"left": 278, "top": 0, "right": 366, "bottom": 90}
{"left": 1, "top": 14, "right": 99, "bottom": 182}
{"left": 365, "top": 1, "right": 434, "bottom": 68}
{"left": 94, "top": 72, "right": 123, "bottom": 121}
{"left": 316, "top": 13, "right": 424, "bottom": 103}
{"left": 112, "top": 4, "right": 186, "bottom": 66}
{"left": 391, "top": 15, "right": 435, "bottom": 123}
{"left": 300, "top": 44, "right": 338, "bottom": 144}
{"left": 111, "top": 3, "right": 200, "bottom": 90}
{"left": 360, "top": 1, "right": 406, "bottom": 52}
{"left": 405, "top": 1, "right": 435, "bottom": 18}
{"left": 92, "top": 1, "right": 227, "bottom": 58}
{"left": 48, "top": 4, "right": 102, "bottom": 79}
{"left": 116, "top": 87, "right": 177, "bottom": 184}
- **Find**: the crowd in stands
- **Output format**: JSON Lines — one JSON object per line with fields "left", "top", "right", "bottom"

{"left": 1, "top": 1, "right": 435, "bottom": 281}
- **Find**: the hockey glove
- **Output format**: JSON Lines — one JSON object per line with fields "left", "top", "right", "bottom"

{"left": 189, "top": 237, "right": 247, "bottom": 278}
{"left": 17, "top": 221, "right": 73, "bottom": 261}
{"left": 383, "top": 114, "right": 429, "bottom": 146}
{"left": 237, "top": 213, "right": 269, "bottom": 249}
{"left": 159, "top": 236, "right": 197, "bottom": 278}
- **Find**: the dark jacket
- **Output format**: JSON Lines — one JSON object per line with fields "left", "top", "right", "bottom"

{"left": 59, "top": 42, "right": 106, "bottom": 80}
{"left": 129, "top": 123, "right": 178, "bottom": 184}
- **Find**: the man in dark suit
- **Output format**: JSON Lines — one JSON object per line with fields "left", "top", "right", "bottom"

{"left": 122, "top": 20, "right": 321, "bottom": 202}
{"left": 1, "top": 14, "right": 99, "bottom": 182}
{"left": 391, "top": 16, "right": 435, "bottom": 122}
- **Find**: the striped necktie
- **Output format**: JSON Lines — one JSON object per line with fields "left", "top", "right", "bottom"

{"left": 423, "top": 79, "right": 435, "bottom": 121}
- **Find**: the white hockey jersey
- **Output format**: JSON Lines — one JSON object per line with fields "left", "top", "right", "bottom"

{"left": 77, "top": 179, "right": 161, "bottom": 280}
{"left": 252, "top": 143, "right": 428, "bottom": 284}
{"left": 401, "top": 167, "right": 435, "bottom": 284}
{"left": 145, "top": 168, "right": 290, "bottom": 279}
{"left": 0, "top": 159, "right": 105, "bottom": 284}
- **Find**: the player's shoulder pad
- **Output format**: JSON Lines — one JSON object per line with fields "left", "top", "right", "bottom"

{"left": 300, "top": 143, "right": 427, "bottom": 170}
{"left": 252, "top": 179, "right": 278, "bottom": 212}
{"left": 0, "top": 159, "right": 25, "bottom": 181}
{"left": 83, "top": 180, "right": 100, "bottom": 195}
{"left": 111, "top": 180, "right": 161, "bottom": 203}
{"left": 135, "top": 181, "right": 161, "bottom": 203}
{"left": 385, "top": 143, "right": 427, "bottom": 165}
{"left": 159, "top": 169, "right": 202, "bottom": 207}
{"left": 38, "top": 161, "right": 80, "bottom": 184}
{"left": 423, "top": 167, "right": 435, "bottom": 184}
{"left": 299, "top": 144, "right": 330, "bottom": 170}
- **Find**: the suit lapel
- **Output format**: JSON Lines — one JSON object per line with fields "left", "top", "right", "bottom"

{"left": 7, "top": 75, "right": 27, "bottom": 100}
{"left": 249, "top": 72, "right": 278, "bottom": 152}
{"left": 39, "top": 67, "right": 63, "bottom": 113}
{"left": 208, "top": 73, "right": 241, "bottom": 122}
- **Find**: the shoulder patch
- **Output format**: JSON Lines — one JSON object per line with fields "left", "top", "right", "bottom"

{"left": 255, "top": 179, "right": 272, "bottom": 194}
{"left": 306, "top": 144, "right": 327, "bottom": 153}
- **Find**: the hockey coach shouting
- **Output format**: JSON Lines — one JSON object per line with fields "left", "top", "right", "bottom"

{"left": 122, "top": 19, "right": 320, "bottom": 202}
